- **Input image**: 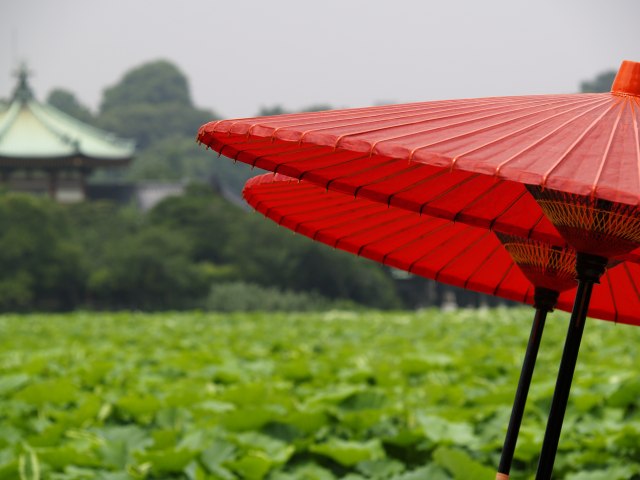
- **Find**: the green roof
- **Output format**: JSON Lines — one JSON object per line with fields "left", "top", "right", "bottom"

{"left": 0, "top": 66, "right": 134, "bottom": 166}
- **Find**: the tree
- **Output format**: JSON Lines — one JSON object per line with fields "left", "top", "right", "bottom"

{"left": 225, "top": 212, "right": 402, "bottom": 308}
{"left": 0, "top": 194, "right": 86, "bottom": 311}
{"left": 100, "top": 60, "right": 193, "bottom": 112}
{"left": 86, "top": 225, "right": 210, "bottom": 310}
{"left": 581, "top": 70, "right": 616, "bottom": 93}
{"left": 96, "top": 60, "right": 217, "bottom": 149}
{"left": 47, "top": 88, "right": 96, "bottom": 124}
{"left": 148, "top": 183, "right": 242, "bottom": 264}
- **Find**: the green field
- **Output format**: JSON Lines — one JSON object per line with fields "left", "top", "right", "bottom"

{"left": 0, "top": 310, "right": 639, "bottom": 480}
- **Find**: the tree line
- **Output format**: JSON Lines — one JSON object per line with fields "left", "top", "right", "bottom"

{"left": 0, "top": 184, "right": 406, "bottom": 312}
{"left": 1, "top": 59, "right": 610, "bottom": 312}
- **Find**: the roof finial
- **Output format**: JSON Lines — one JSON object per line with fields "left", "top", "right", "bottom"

{"left": 12, "top": 62, "right": 34, "bottom": 102}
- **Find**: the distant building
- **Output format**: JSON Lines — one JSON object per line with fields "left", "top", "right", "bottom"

{"left": 0, "top": 65, "right": 134, "bottom": 201}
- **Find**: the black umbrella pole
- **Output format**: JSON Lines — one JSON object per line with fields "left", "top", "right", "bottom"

{"left": 535, "top": 253, "right": 607, "bottom": 480}
{"left": 496, "top": 288, "right": 557, "bottom": 480}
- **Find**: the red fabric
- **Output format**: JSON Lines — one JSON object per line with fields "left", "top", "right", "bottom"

{"left": 200, "top": 92, "right": 640, "bottom": 207}
{"left": 243, "top": 173, "right": 640, "bottom": 326}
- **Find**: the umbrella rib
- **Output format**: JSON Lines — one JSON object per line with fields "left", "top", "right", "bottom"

{"left": 402, "top": 97, "right": 607, "bottom": 165}
{"left": 297, "top": 204, "right": 389, "bottom": 236}
{"left": 489, "top": 99, "right": 613, "bottom": 175}
{"left": 361, "top": 97, "right": 591, "bottom": 156}
{"left": 381, "top": 220, "right": 454, "bottom": 265}
{"left": 355, "top": 217, "right": 438, "bottom": 257}
{"left": 449, "top": 99, "right": 610, "bottom": 169}
{"left": 323, "top": 157, "right": 404, "bottom": 192}
{"left": 407, "top": 224, "right": 477, "bottom": 274}
{"left": 352, "top": 164, "right": 426, "bottom": 200}
{"left": 491, "top": 259, "right": 517, "bottom": 298}
{"left": 249, "top": 97, "right": 507, "bottom": 132}
{"left": 589, "top": 100, "right": 627, "bottom": 198}
{"left": 264, "top": 194, "right": 366, "bottom": 222}
{"left": 632, "top": 99, "right": 640, "bottom": 200}
{"left": 454, "top": 179, "right": 508, "bottom": 222}
{"left": 274, "top": 148, "right": 367, "bottom": 168}
{"left": 526, "top": 212, "right": 555, "bottom": 242}
{"left": 321, "top": 208, "right": 407, "bottom": 241}
{"left": 487, "top": 188, "right": 528, "bottom": 230}
{"left": 433, "top": 229, "right": 495, "bottom": 283}
{"left": 385, "top": 166, "right": 455, "bottom": 202}
{"left": 263, "top": 96, "right": 560, "bottom": 140}
{"left": 603, "top": 268, "right": 619, "bottom": 323}
{"left": 622, "top": 261, "right": 640, "bottom": 309}
{"left": 540, "top": 99, "right": 623, "bottom": 187}
{"left": 418, "top": 173, "right": 483, "bottom": 215}
{"left": 297, "top": 153, "right": 379, "bottom": 181}
{"left": 332, "top": 212, "right": 419, "bottom": 250}
{"left": 335, "top": 97, "right": 575, "bottom": 149}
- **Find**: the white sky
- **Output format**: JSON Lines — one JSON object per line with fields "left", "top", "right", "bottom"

{"left": 1, "top": 0, "right": 638, "bottom": 119}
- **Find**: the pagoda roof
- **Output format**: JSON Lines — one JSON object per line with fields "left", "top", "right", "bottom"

{"left": 0, "top": 66, "right": 134, "bottom": 168}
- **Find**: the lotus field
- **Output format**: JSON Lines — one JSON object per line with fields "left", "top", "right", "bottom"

{"left": 1, "top": 310, "right": 639, "bottom": 480}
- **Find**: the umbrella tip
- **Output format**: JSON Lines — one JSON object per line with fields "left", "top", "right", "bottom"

{"left": 611, "top": 60, "right": 640, "bottom": 97}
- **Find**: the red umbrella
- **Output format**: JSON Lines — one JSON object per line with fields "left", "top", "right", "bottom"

{"left": 198, "top": 61, "right": 640, "bottom": 251}
{"left": 199, "top": 60, "right": 640, "bottom": 478}
{"left": 243, "top": 173, "right": 640, "bottom": 478}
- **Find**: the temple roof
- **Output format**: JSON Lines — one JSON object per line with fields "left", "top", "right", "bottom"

{"left": 0, "top": 65, "right": 134, "bottom": 167}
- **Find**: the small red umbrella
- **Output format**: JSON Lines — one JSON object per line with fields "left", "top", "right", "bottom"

{"left": 198, "top": 60, "right": 640, "bottom": 478}
{"left": 243, "top": 172, "right": 640, "bottom": 478}
{"left": 243, "top": 173, "right": 639, "bottom": 324}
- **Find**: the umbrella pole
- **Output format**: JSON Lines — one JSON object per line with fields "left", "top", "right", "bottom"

{"left": 496, "top": 288, "right": 558, "bottom": 480}
{"left": 535, "top": 253, "right": 607, "bottom": 480}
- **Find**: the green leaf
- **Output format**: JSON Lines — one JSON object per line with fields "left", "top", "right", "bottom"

{"left": 269, "top": 463, "right": 336, "bottom": 480}
{"left": 310, "top": 439, "right": 385, "bottom": 467}
{"left": 115, "top": 394, "right": 162, "bottom": 421}
{"left": 0, "top": 374, "right": 30, "bottom": 396}
{"left": 356, "top": 458, "right": 405, "bottom": 477}
{"left": 227, "top": 452, "right": 272, "bottom": 480}
{"left": 134, "top": 447, "right": 197, "bottom": 474}
{"left": 432, "top": 447, "right": 494, "bottom": 480}
{"left": 14, "top": 379, "right": 78, "bottom": 406}
{"left": 416, "top": 414, "right": 478, "bottom": 446}
{"left": 35, "top": 446, "right": 100, "bottom": 470}
{"left": 564, "top": 464, "right": 640, "bottom": 480}
{"left": 391, "top": 464, "right": 450, "bottom": 480}
{"left": 199, "top": 439, "right": 237, "bottom": 479}
{"left": 219, "top": 407, "right": 279, "bottom": 431}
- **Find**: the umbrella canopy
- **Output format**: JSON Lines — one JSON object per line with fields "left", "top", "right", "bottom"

{"left": 244, "top": 173, "right": 640, "bottom": 326}
{"left": 198, "top": 61, "right": 640, "bottom": 255}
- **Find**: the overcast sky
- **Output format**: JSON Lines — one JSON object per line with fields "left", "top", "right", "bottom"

{"left": 1, "top": 1, "right": 638, "bottom": 119}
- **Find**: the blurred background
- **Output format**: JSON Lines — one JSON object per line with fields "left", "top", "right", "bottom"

{"left": 0, "top": 0, "right": 637, "bottom": 313}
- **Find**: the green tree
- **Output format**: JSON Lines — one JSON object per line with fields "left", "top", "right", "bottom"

{"left": 0, "top": 194, "right": 86, "bottom": 311}
{"left": 148, "top": 183, "right": 242, "bottom": 264}
{"left": 100, "top": 60, "right": 192, "bottom": 112}
{"left": 96, "top": 60, "right": 217, "bottom": 150}
{"left": 86, "top": 225, "right": 210, "bottom": 310}
{"left": 581, "top": 70, "right": 616, "bottom": 93}
{"left": 46, "top": 88, "right": 95, "bottom": 124}
{"left": 225, "top": 212, "right": 401, "bottom": 308}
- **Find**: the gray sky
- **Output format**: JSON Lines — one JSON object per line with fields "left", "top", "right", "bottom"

{"left": 1, "top": 0, "right": 638, "bottom": 119}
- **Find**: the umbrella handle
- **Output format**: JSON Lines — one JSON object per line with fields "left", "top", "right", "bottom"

{"left": 497, "top": 288, "right": 557, "bottom": 478}
{"left": 535, "top": 253, "right": 607, "bottom": 480}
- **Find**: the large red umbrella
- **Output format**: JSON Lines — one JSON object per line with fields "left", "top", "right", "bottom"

{"left": 198, "top": 61, "right": 640, "bottom": 250}
{"left": 198, "top": 60, "right": 640, "bottom": 478}
{"left": 243, "top": 172, "right": 640, "bottom": 478}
